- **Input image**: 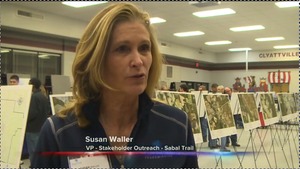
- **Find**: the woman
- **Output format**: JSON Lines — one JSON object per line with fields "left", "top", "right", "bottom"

{"left": 31, "top": 3, "right": 198, "bottom": 168}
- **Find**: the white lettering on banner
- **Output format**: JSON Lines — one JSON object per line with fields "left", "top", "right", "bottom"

{"left": 258, "top": 52, "right": 298, "bottom": 58}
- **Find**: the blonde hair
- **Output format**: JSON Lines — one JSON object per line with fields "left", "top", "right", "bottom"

{"left": 59, "top": 3, "right": 163, "bottom": 127}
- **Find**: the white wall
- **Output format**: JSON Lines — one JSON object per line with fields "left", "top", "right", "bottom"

{"left": 160, "top": 65, "right": 211, "bottom": 87}
{"left": 1, "top": 3, "right": 87, "bottom": 39}
{"left": 159, "top": 41, "right": 216, "bottom": 63}
{"left": 216, "top": 49, "right": 298, "bottom": 63}
{"left": 62, "top": 51, "right": 75, "bottom": 85}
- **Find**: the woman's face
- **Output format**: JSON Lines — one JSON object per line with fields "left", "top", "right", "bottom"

{"left": 103, "top": 21, "right": 152, "bottom": 96}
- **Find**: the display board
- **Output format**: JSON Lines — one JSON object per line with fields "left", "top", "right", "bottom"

{"left": 202, "top": 94, "right": 237, "bottom": 139}
{"left": 1, "top": 85, "right": 32, "bottom": 168}
{"left": 49, "top": 93, "right": 74, "bottom": 115}
{"left": 190, "top": 90, "right": 208, "bottom": 117}
{"left": 51, "top": 75, "right": 71, "bottom": 94}
{"left": 277, "top": 93, "right": 298, "bottom": 122}
{"left": 237, "top": 93, "right": 261, "bottom": 130}
{"left": 293, "top": 93, "right": 300, "bottom": 112}
{"left": 155, "top": 91, "right": 202, "bottom": 143}
{"left": 230, "top": 93, "right": 240, "bottom": 115}
{"left": 257, "top": 93, "right": 279, "bottom": 126}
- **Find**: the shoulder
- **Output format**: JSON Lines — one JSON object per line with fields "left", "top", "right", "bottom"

{"left": 32, "top": 91, "right": 47, "bottom": 100}
{"left": 151, "top": 101, "right": 188, "bottom": 128}
{"left": 43, "top": 113, "right": 78, "bottom": 135}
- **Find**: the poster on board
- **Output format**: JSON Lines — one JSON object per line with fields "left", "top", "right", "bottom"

{"left": 202, "top": 94, "right": 237, "bottom": 139}
{"left": 237, "top": 93, "right": 261, "bottom": 130}
{"left": 230, "top": 93, "right": 240, "bottom": 115}
{"left": 49, "top": 93, "right": 74, "bottom": 115}
{"left": 1, "top": 85, "right": 32, "bottom": 168}
{"left": 191, "top": 90, "right": 208, "bottom": 117}
{"left": 277, "top": 93, "right": 298, "bottom": 122}
{"left": 155, "top": 91, "right": 202, "bottom": 143}
{"left": 257, "top": 93, "right": 279, "bottom": 126}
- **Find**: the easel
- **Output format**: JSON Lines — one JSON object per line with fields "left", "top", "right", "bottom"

{"left": 195, "top": 90, "right": 207, "bottom": 151}
{"left": 207, "top": 93, "right": 244, "bottom": 169}
{"left": 269, "top": 118, "right": 298, "bottom": 169}
{"left": 232, "top": 92, "right": 269, "bottom": 169}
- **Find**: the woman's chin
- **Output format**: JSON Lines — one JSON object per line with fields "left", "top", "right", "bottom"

{"left": 125, "top": 86, "right": 146, "bottom": 95}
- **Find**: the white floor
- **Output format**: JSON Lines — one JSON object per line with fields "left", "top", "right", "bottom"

{"left": 20, "top": 124, "right": 298, "bottom": 169}
{"left": 196, "top": 124, "right": 299, "bottom": 169}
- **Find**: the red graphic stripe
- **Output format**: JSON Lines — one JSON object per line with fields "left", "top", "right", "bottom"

{"left": 277, "top": 71, "right": 280, "bottom": 84}
{"left": 283, "top": 72, "right": 286, "bottom": 83}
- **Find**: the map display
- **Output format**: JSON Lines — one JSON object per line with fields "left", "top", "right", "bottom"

{"left": 155, "top": 91, "right": 202, "bottom": 143}
{"left": 49, "top": 93, "right": 74, "bottom": 115}
{"left": 1, "top": 85, "right": 32, "bottom": 168}
{"left": 202, "top": 94, "right": 237, "bottom": 139}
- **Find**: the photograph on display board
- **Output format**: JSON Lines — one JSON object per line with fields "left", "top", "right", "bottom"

{"left": 1, "top": 85, "right": 32, "bottom": 168}
{"left": 202, "top": 94, "right": 237, "bottom": 139}
{"left": 230, "top": 93, "right": 240, "bottom": 115}
{"left": 191, "top": 90, "right": 208, "bottom": 117}
{"left": 155, "top": 91, "right": 202, "bottom": 143}
{"left": 277, "top": 93, "right": 298, "bottom": 122}
{"left": 49, "top": 94, "right": 74, "bottom": 115}
{"left": 293, "top": 93, "right": 300, "bottom": 112}
{"left": 237, "top": 93, "right": 261, "bottom": 130}
{"left": 258, "top": 93, "right": 279, "bottom": 126}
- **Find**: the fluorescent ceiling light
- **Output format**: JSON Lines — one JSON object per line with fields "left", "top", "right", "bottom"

{"left": 230, "top": 25, "right": 265, "bottom": 32}
{"left": 0, "top": 49, "right": 11, "bottom": 53}
{"left": 275, "top": 2, "right": 299, "bottom": 8}
{"left": 255, "top": 37, "right": 285, "bottom": 42}
{"left": 150, "top": 17, "right": 166, "bottom": 24}
{"left": 193, "top": 8, "right": 236, "bottom": 17}
{"left": 273, "top": 45, "right": 298, "bottom": 49}
{"left": 228, "top": 48, "right": 252, "bottom": 52}
{"left": 205, "top": 41, "right": 232, "bottom": 45}
{"left": 62, "top": 2, "right": 107, "bottom": 8}
{"left": 38, "top": 54, "right": 50, "bottom": 59}
{"left": 174, "top": 31, "right": 204, "bottom": 37}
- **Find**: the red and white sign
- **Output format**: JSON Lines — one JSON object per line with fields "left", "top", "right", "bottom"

{"left": 268, "top": 71, "right": 290, "bottom": 84}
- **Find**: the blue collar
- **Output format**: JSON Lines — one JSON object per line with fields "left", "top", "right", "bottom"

{"left": 83, "top": 92, "right": 154, "bottom": 126}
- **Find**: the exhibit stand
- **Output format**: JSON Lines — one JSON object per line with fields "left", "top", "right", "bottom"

{"left": 1, "top": 85, "right": 32, "bottom": 168}
{"left": 155, "top": 90, "right": 203, "bottom": 144}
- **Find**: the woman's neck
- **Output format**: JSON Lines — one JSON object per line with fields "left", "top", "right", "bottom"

{"left": 99, "top": 92, "right": 139, "bottom": 136}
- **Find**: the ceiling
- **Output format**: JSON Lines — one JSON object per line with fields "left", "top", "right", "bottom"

{"left": 5, "top": 1, "right": 298, "bottom": 53}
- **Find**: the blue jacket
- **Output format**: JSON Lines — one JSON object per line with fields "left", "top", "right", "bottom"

{"left": 31, "top": 93, "right": 199, "bottom": 168}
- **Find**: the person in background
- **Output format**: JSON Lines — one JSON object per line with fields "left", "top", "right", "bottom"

{"left": 208, "top": 83, "right": 220, "bottom": 149}
{"left": 209, "top": 83, "right": 218, "bottom": 93}
{"left": 198, "top": 85, "right": 208, "bottom": 142}
{"left": 31, "top": 3, "right": 198, "bottom": 168}
{"left": 26, "top": 78, "right": 50, "bottom": 166}
{"left": 179, "top": 83, "right": 189, "bottom": 92}
{"left": 217, "top": 85, "right": 230, "bottom": 152}
{"left": 224, "top": 87, "right": 241, "bottom": 147}
{"left": 217, "top": 85, "right": 225, "bottom": 94}
{"left": 160, "top": 84, "right": 169, "bottom": 91}
{"left": 9, "top": 74, "right": 19, "bottom": 85}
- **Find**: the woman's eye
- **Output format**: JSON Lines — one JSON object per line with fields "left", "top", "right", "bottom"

{"left": 116, "top": 45, "right": 130, "bottom": 53}
{"left": 139, "top": 44, "right": 150, "bottom": 52}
